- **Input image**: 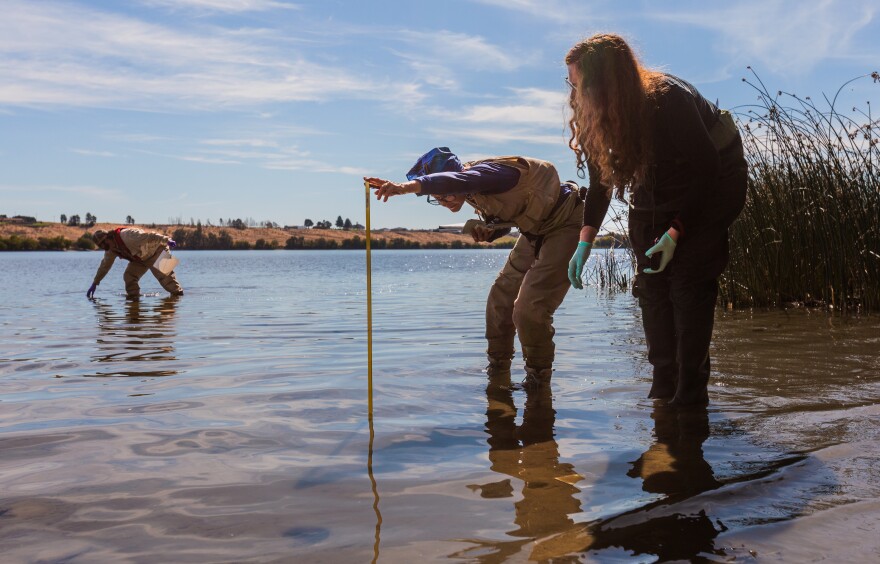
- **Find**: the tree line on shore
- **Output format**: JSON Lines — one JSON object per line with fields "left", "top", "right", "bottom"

{"left": 0, "top": 225, "right": 517, "bottom": 251}
{"left": 58, "top": 212, "right": 112, "bottom": 227}
{"left": 3, "top": 222, "right": 639, "bottom": 251}
{"left": 0, "top": 220, "right": 628, "bottom": 252}
{"left": 163, "top": 216, "right": 358, "bottom": 230}
{"left": 0, "top": 234, "right": 96, "bottom": 251}
{"left": 170, "top": 225, "right": 514, "bottom": 250}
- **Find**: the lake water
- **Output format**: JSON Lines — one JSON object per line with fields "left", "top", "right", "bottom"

{"left": 1, "top": 250, "right": 878, "bottom": 563}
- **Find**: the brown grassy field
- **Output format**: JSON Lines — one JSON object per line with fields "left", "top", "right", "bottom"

{"left": 0, "top": 221, "right": 512, "bottom": 248}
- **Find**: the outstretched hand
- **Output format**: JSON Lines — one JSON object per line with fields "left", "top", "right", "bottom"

{"left": 364, "top": 177, "right": 419, "bottom": 202}
{"left": 86, "top": 283, "right": 97, "bottom": 299}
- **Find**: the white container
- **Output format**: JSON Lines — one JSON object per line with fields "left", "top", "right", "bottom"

{"left": 152, "top": 250, "right": 180, "bottom": 275}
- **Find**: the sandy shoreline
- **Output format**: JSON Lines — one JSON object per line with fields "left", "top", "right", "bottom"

{"left": 715, "top": 498, "right": 880, "bottom": 561}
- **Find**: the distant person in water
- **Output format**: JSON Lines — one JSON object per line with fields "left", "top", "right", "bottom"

{"left": 366, "top": 148, "right": 582, "bottom": 388}
{"left": 565, "top": 34, "right": 747, "bottom": 406}
{"left": 87, "top": 227, "right": 183, "bottom": 299}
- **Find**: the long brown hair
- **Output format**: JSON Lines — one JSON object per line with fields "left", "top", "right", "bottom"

{"left": 566, "top": 33, "right": 667, "bottom": 198}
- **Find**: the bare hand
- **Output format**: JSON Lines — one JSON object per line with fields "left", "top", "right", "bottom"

{"left": 470, "top": 224, "right": 495, "bottom": 243}
{"left": 364, "top": 177, "right": 418, "bottom": 202}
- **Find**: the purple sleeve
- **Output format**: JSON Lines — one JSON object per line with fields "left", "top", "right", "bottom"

{"left": 416, "top": 162, "right": 520, "bottom": 196}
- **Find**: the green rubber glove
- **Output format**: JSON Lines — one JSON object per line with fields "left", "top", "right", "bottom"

{"left": 644, "top": 232, "right": 677, "bottom": 274}
{"left": 568, "top": 241, "right": 592, "bottom": 289}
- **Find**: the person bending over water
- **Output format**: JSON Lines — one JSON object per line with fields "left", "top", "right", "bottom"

{"left": 564, "top": 34, "right": 747, "bottom": 406}
{"left": 366, "top": 148, "right": 582, "bottom": 388}
{"left": 87, "top": 227, "right": 183, "bottom": 300}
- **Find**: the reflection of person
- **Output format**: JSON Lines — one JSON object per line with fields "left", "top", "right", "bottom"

{"left": 467, "top": 372, "right": 582, "bottom": 560}
{"left": 366, "top": 148, "right": 582, "bottom": 386}
{"left": 567, "top": 405, "right": 723, "bottom": 560}
{"left": 87, "top": 227, "right": 183, "bottom": 299}
{"left": 463, "top": 391, "right": 725, "bottom": 561}
{"left": 585, "top": 404, "right": 724, "bottom": 560}
{"left": 627, "top": 405, "right": 721, "bottom": 497}
{"left": 92, "top": 296, "right": 180, "bottom": 376}
{"left": 565, "top": 34, "right": 747, "bottom": 405}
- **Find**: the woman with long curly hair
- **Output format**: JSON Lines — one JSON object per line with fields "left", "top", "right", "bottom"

{"left": 565, "top": 34, "right": 747, "bottom": 406}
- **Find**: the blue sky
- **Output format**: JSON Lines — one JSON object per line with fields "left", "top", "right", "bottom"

{"left": 1, "top": 0, "right": 877, "bottom": 229}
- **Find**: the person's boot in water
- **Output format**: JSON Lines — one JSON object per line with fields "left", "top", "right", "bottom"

{"left": 522, "top": 366, "right": 552, "bottom": 391}
{"left": 486, "top": 354, "right": 513, "bottom": 378}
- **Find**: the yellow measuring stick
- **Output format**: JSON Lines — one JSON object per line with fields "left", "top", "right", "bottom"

{"left": 364, "top": 181, "right": 373, "bottom": 409}
{"left": 364, "top": 180, "right": 381, "bottom": 562}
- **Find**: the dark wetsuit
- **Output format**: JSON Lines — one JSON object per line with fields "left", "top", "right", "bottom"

{"left": 584, "top": 74, "right": 748, "bottom": 405}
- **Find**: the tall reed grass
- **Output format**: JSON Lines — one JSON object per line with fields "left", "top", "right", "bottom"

{"left": 722, "top": 70, "right": 880, "bottom": 312}
{"left": 585, "top": 207, "right": 634, "bottom": 293}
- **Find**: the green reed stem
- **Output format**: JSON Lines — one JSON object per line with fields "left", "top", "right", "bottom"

{"left": 723, "top": 71, "right": 880, "bottom": 312}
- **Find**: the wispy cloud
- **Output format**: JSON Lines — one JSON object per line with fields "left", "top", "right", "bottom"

{"left": 389, "top": 30, "right": 536, "bottom": 93}
{"left": 648, "top": 0, "right": 878, "bottom": 75}
{"left": 0, "top": 184, "right": 123, "bottom": 199}
{"left": 468, "top": 0, "right": 614, "bottom": 24}
{"left": 142, "top": 0, "right": 300, "bottom": 13}
{"left": 177, "top": 155, "right": 241, "bottom": 164}
{"left": 107, "top": 133, "right": 171, "bottom": 143}
{"left": 70, "top": 148, "right": 117, "bottom": 157}
{"left": 427, "top": 126, "right": 564, "bottom": 146}
{"left": 398, "top": 30, "right": 528, "bottom": 73}
{"left": 200, "top": 138, "right": 280, "bottom": 148}
{"left": 425, "top": 87, "right": 570, "bottom": 147}
{"left": 262, "top": 160, "right": 366, "bottom": 174}
{"left": 136, "top": 136, "right": 365, "bottom": 174}
{"left": 455, "top": 88, "right": 568, "bottom": 125}
{"left": 470, "top": 0, "right": 620, "bottom": 27}
{"left": 0, "top": 1, "right": 394, "bottom": 110}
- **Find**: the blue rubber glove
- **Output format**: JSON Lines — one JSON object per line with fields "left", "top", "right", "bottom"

{"left": 567, "top": 241, "right": 592, "bottom": 289}
{"left": 87, "top": 283, "right": 97, "bottom": 298}
{"left": 168, "top": 239, "right": 177, "bottom": 249}
{"left": 644, "top": 232, "right": 677, "bottom": 274}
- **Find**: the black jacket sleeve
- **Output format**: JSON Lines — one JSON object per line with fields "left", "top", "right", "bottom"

{"left": 582, "top": 160, "right": 612, "bottom": 230}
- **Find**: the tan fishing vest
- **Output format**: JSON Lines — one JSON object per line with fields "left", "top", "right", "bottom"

{"left": 465, "top": 156, "right": 560, "bottom": 234}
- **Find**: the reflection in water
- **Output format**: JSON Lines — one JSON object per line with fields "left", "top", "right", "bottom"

{"left": 627, "top": 406, "right": 721, "bottom": 497}
{"left": 583, "top": 405, "right": 725, "bottom": 561}
{"left": 572, "top": 406, "right": 725, "bottom": 561}
{"left": 91, "top": 296, "right": 180, "bottom": 377}
{"left": 463, "top": 385, "right": 727, "bottom": 562}
{"left": 368, "top": 382, "right": 382, "bottom": 564}
{"left": 461, "top": 375, "right": 583, "bottom": 562}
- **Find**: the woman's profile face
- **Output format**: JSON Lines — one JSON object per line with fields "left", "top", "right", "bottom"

{"left": 566, "top": 63, "right": 582, "bottom": 93}
{"left": 568, "top": 62, "right": 598, "bottom": 121}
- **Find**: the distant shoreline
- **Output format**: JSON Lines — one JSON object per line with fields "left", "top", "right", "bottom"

{"left": 0, "top": 221, "right": 628, "bottom": 251}
{"left": 0, "top": 221, "right": 514, "bottom": 251}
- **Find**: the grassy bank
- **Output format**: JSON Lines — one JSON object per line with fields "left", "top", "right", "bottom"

{"left": 1, "top": 221, "right": 629, "bottom": 252}
{"left": 0, "top": 234, "right": 96, "bottom": 251}
{"left": 0, "top": 222, "right": 518, "bottom": 251}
